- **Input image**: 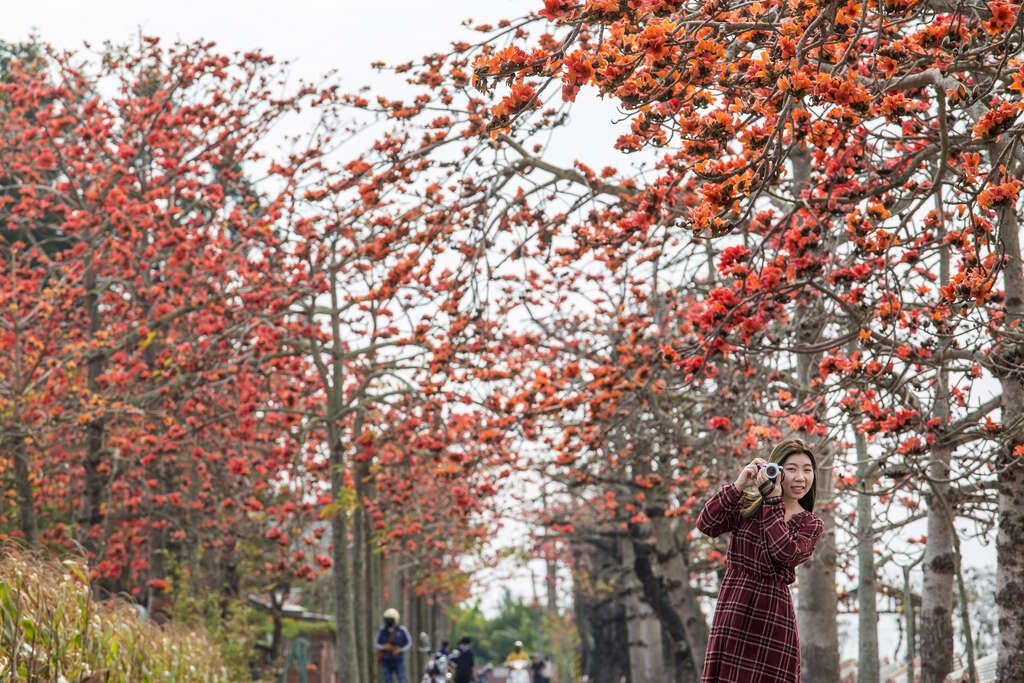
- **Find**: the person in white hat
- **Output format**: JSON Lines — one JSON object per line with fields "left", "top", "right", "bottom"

{"left": 504, "top": 639, "right": 529, "bottom": 666}
{"left": 375, "top": 607, "right": 412, "bottom": 683}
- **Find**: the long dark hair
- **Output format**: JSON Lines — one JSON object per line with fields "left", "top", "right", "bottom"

{"left": 740, "top": 439, "right": 818, "bottom": 519}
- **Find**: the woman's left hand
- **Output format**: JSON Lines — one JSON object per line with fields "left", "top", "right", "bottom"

{"left": 755, "top": 463, "right": 783, "bottom": 497}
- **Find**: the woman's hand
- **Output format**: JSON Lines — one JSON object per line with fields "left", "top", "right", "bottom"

{"left": 755, "top": 461, "right": 783, "bottom": 497}
{"left": 734, "top": 458, "right": 766, "bottom": 489}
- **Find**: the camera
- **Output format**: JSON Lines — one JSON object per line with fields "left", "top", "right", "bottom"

{"left": 763, "top": 463, "right": 784, "bottom": 481}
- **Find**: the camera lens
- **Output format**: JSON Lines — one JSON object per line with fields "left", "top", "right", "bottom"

{"left": 764, "top": 463, "right": 782, "bottom": 479}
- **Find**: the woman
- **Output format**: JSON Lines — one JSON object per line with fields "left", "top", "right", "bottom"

{"left": 696, "top": 439, "right": 824, "bottom": 683}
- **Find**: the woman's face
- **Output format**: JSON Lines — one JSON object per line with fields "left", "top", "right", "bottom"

{"left": 781, "top": 452, "right": 814, "bottom": 502}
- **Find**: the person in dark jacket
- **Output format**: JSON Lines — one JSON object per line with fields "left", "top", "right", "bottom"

{"left": 530, "top": 654, "right": 550, "bottom": 683}
{"left": 452, "top": 636, "right": 476, "bottom": 683}
{"left": 696, "top": 439, "right": 823, "bottom": 683}
{"left": 375, "top": 607, "right": 412, "bottom": 683}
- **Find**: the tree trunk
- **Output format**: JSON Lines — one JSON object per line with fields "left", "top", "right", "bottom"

{"left": 413, "top": 592, "right": 426, "bottom": 683}
{"left": 995, "top": 190, "right": 1024, "bottom": 683}
{"left": 651, "top": 513, "right": 707, "bottom": 675}
{"left": 82, "top": 248, "right": 107, "bottom": 548}
{"left": 571, "top": 539, "right": 631, "bottom": 683}
{"left": 792, "top": 204, "right": 840, "bottom": 683}
{"left": 572, "top": 548, "right": 595, "bottom": 680}
{"left": 920, "top": 441, "right": 955, "bottom": 683}
{"left": 354, "top": 458, "right": 370, "bottom": 683}
{"left": 796, "top": 446, "right": 839, "bottom": 683}
{"left": 331, "top": 431, "right": 360, "bottom": 683}
{"left": 855, "top": 430, "right": 879, "bottom": 683}
{"left": 919, "top": 187, "right": 956, "bottom": 683}
{"left": 579, "top": 578, "right": 630, "bottom": 681}
{"left": 627, "top": 524, "right": 699, "bottom": 683}
{"left": 953, "top": 528, "right": 978, "bottom": 683}
{"left": 368, "top": 494, "right": 382, "bottom": 683}
{"left": 904, "top": 564, "right": 917, "bottom": 683}
{"left": 8, "top": 434, "right": 39, "bottom": 548}
{"left": 620, "top": 537, "right": 665, "bottom": 683}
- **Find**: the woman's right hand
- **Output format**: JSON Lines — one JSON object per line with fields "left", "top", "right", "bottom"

{"left": 734, "top": 458, "right": 766, "bottom": 489}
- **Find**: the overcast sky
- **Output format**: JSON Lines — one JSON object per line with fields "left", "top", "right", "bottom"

{"left": 5, "top": 1, "right": 531, "bottom": 83}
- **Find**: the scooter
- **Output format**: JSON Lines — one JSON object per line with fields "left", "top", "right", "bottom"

{"left": 419, "top": 632, "right": 455, "bottom": 683}
{"left": 423, "top": 651, "right": 453, "bottom": 683}
{"left": 507, "top": 659, "right": 530, "bottom": 683}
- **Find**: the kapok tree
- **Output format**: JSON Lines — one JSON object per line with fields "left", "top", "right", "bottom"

{"left": 0, "top": 39, "right": 334, "bottom": 609}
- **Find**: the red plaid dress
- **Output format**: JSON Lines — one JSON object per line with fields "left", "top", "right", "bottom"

{"left": 696, "top": 484, "right": 824, "bottom": 683}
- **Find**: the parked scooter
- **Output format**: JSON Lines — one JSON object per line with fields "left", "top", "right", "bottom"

{"left": 423, "top": 651, "right": 453, "bottom": 683}
{"left": 419, "top": 632, "right": 456, "bottom": 683}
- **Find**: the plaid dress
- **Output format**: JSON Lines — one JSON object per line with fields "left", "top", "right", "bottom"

{"left": 696, "top": 484, "right": 824, "bottom": 683}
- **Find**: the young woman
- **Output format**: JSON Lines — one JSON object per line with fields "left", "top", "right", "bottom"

{"left": 696, "top": 439, "right": 824, "bottom": 683}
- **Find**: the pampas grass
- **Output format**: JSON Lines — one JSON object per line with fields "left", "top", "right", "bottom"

{"left": 0, "top": 548, "right": 232, "bottom": 681}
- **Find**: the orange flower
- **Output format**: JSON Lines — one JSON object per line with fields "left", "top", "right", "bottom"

{"left": 985, "top": 2, "right": 1020, "bottom": 34}
{"left": 564, "top": 50, "right": 595, "bottom": 85}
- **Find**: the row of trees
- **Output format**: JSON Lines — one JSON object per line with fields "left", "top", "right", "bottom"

{"left": 370, "top": 1, "right": 1018, "bottom": 681}
{"left": 2, "top": 0, "right": 1024, "bottom": 681}
{"left": 0, "top": 38, "right": 510, "bottom": 680}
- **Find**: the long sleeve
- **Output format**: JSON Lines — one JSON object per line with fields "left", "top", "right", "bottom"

{"left": 696, "top": 483, "right": 744, "bottom": 538}
{"left": 375, "top": 626, "right": 387, "bottom": 650}
{"left": 760, "top": 497, "right": 823, "bottom": 568}
{"left": 397, "top": 626, "right": 412, "bottom": 653}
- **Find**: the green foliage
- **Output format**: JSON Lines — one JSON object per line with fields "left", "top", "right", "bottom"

{"left": 0, "top": 39, "right": 42, "bottom": 78}
{"left": 448, "top": 591, "right": 545, "bottom": 666}
{"left": 165, "top": 587, "right": 260, "bottom": 680}
{"left": 281, "top": 618, "right": 335, "bottom": 640}
{"left": 0, "top": 548, "right": 236, "bottom": 681}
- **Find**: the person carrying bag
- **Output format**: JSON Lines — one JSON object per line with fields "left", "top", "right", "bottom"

{"left": 375, "top": 607, "right": 412, "bottom": 683}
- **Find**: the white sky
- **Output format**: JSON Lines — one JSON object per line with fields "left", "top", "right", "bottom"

{"left": 6, "top": 1, "right": 529, "bottom": 83}
{"left": 3, "top": 0, "right": 998, "bottom": 666}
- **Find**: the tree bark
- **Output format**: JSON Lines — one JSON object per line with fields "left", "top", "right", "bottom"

{"left": 650, "top": 513, "right": 707, "bottom": 675}
{"left": 331, "top": 428, "right": 360, "bottom": 683}
{"left": 81, "top": 247, "right": 107, "bottom": 547}
{"left": 572, "top": 547, "right": 596, "bottom": 680}
{"left": 790, "top": 153, "right": 840, "bottom": 680}
{"left": 920, "top": 187, "right": 956, "bottom": 683}
{"left": 620, "top": 537, "right": 665, "bottom": 683}
{"left": 354, "top": 458, "right": 370, "bottom": 683}
{"left": 570, "top": 538, "right": 632, "bottom": 683}
{"left": 627, "top": 524, "right": 699, "bottom": 683}
{"left": 903, "top": 563, "right": 918, "bottom": 683}
{"left": 920, "top": 441, "right": 955, "bottom": 683}
{"left": 855, "top": 429, "right": 879, "bottom": 683}
{"left": 796, "top": 452, "right": 839, "bottom": 683}
{"left": 952, "top": 521, "right": 978, "bottom": 683}
{"left": 995, "top": 197, "right": 1024, "bottom": 683}
{"left": 8, "top": 434, "right": 39, "bottom": 548}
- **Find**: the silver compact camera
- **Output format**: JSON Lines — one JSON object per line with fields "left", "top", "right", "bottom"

{"left": 763, "top": 463, "right": 784, "bottom": 482}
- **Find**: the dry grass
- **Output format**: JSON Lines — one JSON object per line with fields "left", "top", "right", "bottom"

{"left": 0, "top": 548, "right": 233, "bottom": 681}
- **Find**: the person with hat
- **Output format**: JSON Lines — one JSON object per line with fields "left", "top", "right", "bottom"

{"left": 504, "top": 641, "right": 530, "bottom": 683}
{"left": 451, "top": 636, "right": 476, "bottom": 683}
{"left": 504, "top": 640, "right": 529, "bottom": 665}
{"left": 375, "top": 607, "right": 412, "bottom": 683}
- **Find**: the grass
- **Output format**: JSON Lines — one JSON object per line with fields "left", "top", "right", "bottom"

{"left": 0, "top": 548, "right": 234, "bottom": 681}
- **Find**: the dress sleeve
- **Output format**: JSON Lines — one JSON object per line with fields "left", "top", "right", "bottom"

{"left": 760, "top": 497, "right": 824, "bottom": 568}
{"left": 696, "top": 483, "right": 744, "bottom": 538}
